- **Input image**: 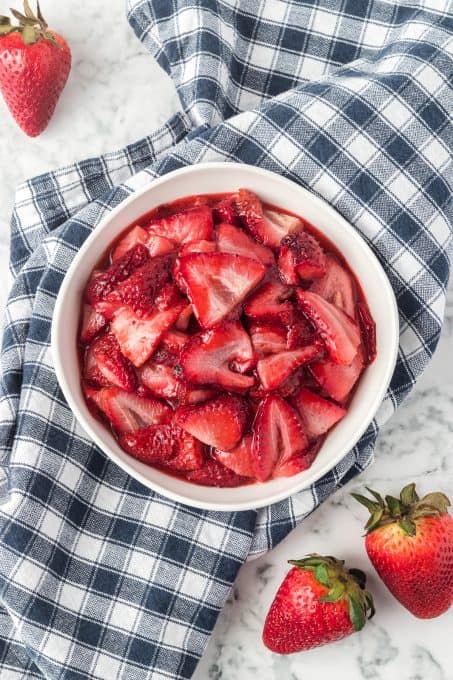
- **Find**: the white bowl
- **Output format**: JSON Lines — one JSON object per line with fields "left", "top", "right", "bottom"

{"left": 52, "top": 163, "right": 399, "bottom": 511}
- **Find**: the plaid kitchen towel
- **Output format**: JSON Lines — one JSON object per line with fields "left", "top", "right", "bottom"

{"left": 1, "top": 0, "right": 452, "bottom": 677}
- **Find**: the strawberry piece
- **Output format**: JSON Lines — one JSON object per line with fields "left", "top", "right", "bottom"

{"left": 357, "top": 302, "right": 377, "bottom": 364}
{"left": 249, "top": 322, "right": 287, "bottom": 357}
{"left": 181, "top": 321, "right": 255, "bottom": 393}
{"left": 272, "top": 440, "right": 321, "bottom": 478}
{"left": 111, "top": 226, "right": 149, "bottom": 261}
{"left": 262, "top": 209, "right": 303, "bottom": 248}
{"left": 175, "top": 304, "right": 193, "bottom": 331}
{"left": 292, "top": 388, "right": 346, "bottom": 439}
{"left": 178, "top": 387, "right": 218, "bottom": 405}
{"left": 244, "top": 279, "right": 293, "bottom": 324}
{"left": 175, "top": 394, "right": 249, "bottom": 451}
{"left": 119, "top": 423, "right": 204, "bottom": 471}
{"left": 179, "top": 239, "right": 217, "bottom": 256}
{"left": 85, "top": 244, "right": 149, "bottom": 305}
{"left": 310, "top": 254, "right": 356, "bottom": 317}
{"left": 86, "top": 333, "right": 136, "bottom": 393}
{"left": 252, "top": 395, "right": 308, "bottom": 481}
{"left": 139, "top": 361, "right": 181, "bottom": 400}
{"left": 147, "top": 206, "right": 213, "bottom": 244}
{"left": 179, "top": 252, "right": 265, "bottom": 328}
{"left": 216, "top": 223, "right": 274, "bottom": 266}
{"left": 277, "top": 367, "right": 307, "bottom": 399}
{"left": 213, "top": 434, "right": 255, "bottom": 478}
{"left": 80, "top": 305, "right": 106, "bottom": 345}
{"left": 110, "top": 303, "right": 185, "bottom": 367}
{"left": 112, "top": 256, "right": 174, "bottom": 317}
{"left": 159, "top": 329, "right": 189, "bottom": 354}
{"left": 286, "top": 317, "right": 315, "bottom": 349}
{"left": 236, "top": 189, "right": 302, "bottom": 248}
{"left": 84, "top": 350, "right": 111, "bottom": 389}
{"left": 154, "top": 283, "right": 184, "bottom": 312}
{"left": 213, "top": 197, "right": 240, "bottom": 225}
{"left": 257, "top": 345, "right": 323, "bottom": 391}
{"left": 86, "top": 387, "right": 171, "bottom": 434}
{"left": 296, "top": 291, "right": 360, "bottom": 365}
{"left": 310, "top": 350, "right": 364, "bottom": 403}
{"left": 147, "top": 235, "right": 176, "bottom": 258}
{"left": 186, "top": 459, "right": 250, "bottom": 487}
{"left": 278, "top": 232, "right": 326, "bottom": 283}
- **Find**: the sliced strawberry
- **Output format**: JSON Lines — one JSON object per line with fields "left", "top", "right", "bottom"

{"left": 181, "top": 321, "right": 255, "bottom": 393}
{"left": 119, "top": 423, "right": 204, "bottom": 471}
{"left": 186, "top": 459, "right": 250, "bottom": 487}
{"left": 147, "top": 206, "right": 213, "bottom": 244}
{"left": 85, "top": 244, "right": 149, "bottom": 305}
{"left": 272, "top": 440, "right": 321, "bottom": 478}
{"left": 84, "top": 349, "right": 111, "bottom": 389}
{"left": 147, "top": 235, "right": 176, "bottom": 258}
{"left": 235, "top": 189, "right": 303, "bottom": 248}
{"left": 159, "top": 329, "right": 189, "bottom": 354}
{"left": 249, "top": 322, "right": 287, "bottom": 357}
{"left": 310, "top": 350, "right": 364, "bottom": 403}
{"left": 213, "top": 197, "right": 240, "bottom": 225}
{"left": 257, "top": 344, "right": 322, "bottom": 391}
{"left": 166, "top": 427, "right": 205, "bottom": 472}
{"left": 175, "top": 304, "right": 193, "bottom": 331}
{"left": 139, "top": 361, "right": 181, "bottom": 400}
{"left": 310, "top": 254, "right": 356, "bottom": 317}
{"left": 111, "top": 226, "right": 149, "bottom": 262}
{"left": 112, "top": 256, "right": 174, "bottom": 317}
{"left": 278, "top": 232, "right": 326, "bottom": 283}
{"left": 277, "top": 367, "right": 307, "bottom": 399}
{"left": 86, "top": 387, "right": 172, "bottom": 434}
{"left": 216, "top": 223, "right": 274, "bottom": 266}
{"left": 244, "top": 279, "right": 293, "bottom": 324}
{"left": 178, "top": 386, "right": 218, "bottom": 405}
{"left": 154, "top": 283, "right": 184, "bottom": 312}
{"left": 179, "top": 252, "right": 265, "bottom": 328}
{"left": 110, "top": 303, "right": 184, "bottom": 367}
{"left": 296, "top": 290, "right": 360, "bottom": 365}
{"left": 357, "top": 302, "right": 377, "bottom": 364}
{"left": 179, "top": 239, "right": 217, "bottom": 256}
{"left": 286, "top": 316, "right": 315, "bottom": 349}
{"left": 262, "top": 209, "right": 303, "bottom": 248}
{"left": 292, "top": 387, "right": 346, "bottom": 439}
{"left": 251, "top": 395, "right": 308, "bottom": 481}
{"left": 86, "top": 333, "right": 136, "bottom": 392}
{"left": 213, "top": 434, "right": 255, "bottom": 478}
{"left": 80, "top": 304, "right": 106, "bottom": 345}
{"left": 175, "top": 394, "right": 249, "bottom": 451}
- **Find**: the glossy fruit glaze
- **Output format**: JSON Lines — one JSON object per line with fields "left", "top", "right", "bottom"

{"left": 79, "top": 190, "right": 376, "bottom": 487}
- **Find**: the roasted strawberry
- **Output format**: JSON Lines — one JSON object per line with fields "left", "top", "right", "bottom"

{"left": 186, "top": 459, "right": 250, "bottom": 487}
{"left": 286, "top": 316, "right": 315, "bottom": 349}
{"left": 175, "top": 394, "right": 249, "bottom": 451}
{"left": 249, "top": 322, "right": 287, "bottom": 357}
{"left": 213, "top": 434, "right": 255, "bottom": 478}
{"left": 120, "top": 423, "right": 204, "bottom": 471}
{"left": 296, "top": 291, "right": 360, "bottom": 365}
{"left": 85, "top": 333, "right": 136, "bottom": 393}
{"left": 251, "top": 396, "right": 308, "bottom": 481}
{"left": 357, "top": 301, "right": 377, "bottom": 364}
{"left": 292, "top": 388, "right": 346, "bottom": 439}
{"left": 159, "top": 329, "right": 189, "bottom": 354}
{"left": 273, "top": 440, "right": 321, "bottom": 478}
{"left": 85, "top": 244, "right": 149, "bottom": 305}
{"left": 147, "top": 235, "right": 176, "bottom": 258}
{"left": 179, "top": 239, "right": 217, "bottom": 255}
{"left": 175, "top": 304, "right": 193, "bottom": 331}
{"left": 262, "top": 208, "right": 303, "bottom": 247}
{"left": 154, "top": 283, "right": 184, "bottom": 312}
{"left": 179, "top": 252, "right": 265, "bottom": 328}
{"left": 244, "top": 279, "right": 293, "bottom": 324}
{"left": 236, "top": 189, "right": 302, "bottom": 247}
{"left": 86, "top": 387, "right": 172, "bottom": 434}
{"left": 216, "top": 223, "right": 274, "bottom": 265}
{"left": 310, "top": 254, "right": 356, "bottom": 318}
{"left": 181, "top": 321, "right": 255, "bottom": 393}
{"left": 111, "top": 226, "right": 149, "bottom": 261}
{"left": 80, "top": 305, "right": 106, "bottom": 345}
{"left": 278, "top": 231, "right": 326, "bottom": 284}
{"left": 213, "top": 197, "right": 240, "bottom": 225}
{"left": 257, "top": 345, "right": 323, "bottom": 391}
{"left": 147, "top": 206, "right": 213, "bottom": 244}
{"left": 112, "top": 256, "right": 173, "bottom": 317}
{"left": 310, "top": 350, "right": 364, "bottom": 403}
{"left": 139, "top": 361, "right": 181, "bottom": 400}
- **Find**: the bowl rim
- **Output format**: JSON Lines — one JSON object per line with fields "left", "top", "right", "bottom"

{"left": 51, "top": 162, "right": 399, "bottom": 511}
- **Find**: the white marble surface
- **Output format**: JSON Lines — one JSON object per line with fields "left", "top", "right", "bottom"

{"left": 0, "top": 2, "right": 451, "bottom": 679}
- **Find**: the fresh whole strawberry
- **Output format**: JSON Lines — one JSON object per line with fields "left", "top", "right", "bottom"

{"left": 352, "top": 483, "right": 453, "bottom": 619}
{"left": 0, "top": 1, "right": 71, "bottom": 137}
{"left": 263, "top": 554, "right": 374, "bottom": 653}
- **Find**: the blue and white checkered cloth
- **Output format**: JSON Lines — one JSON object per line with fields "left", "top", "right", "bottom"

{"left": 0, "top": 1, "right": 452, "bottom": 677}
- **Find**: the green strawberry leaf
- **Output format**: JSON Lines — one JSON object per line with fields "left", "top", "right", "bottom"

{"left": 348, "top": 595, "right": 366, "bottom": 632}
{"left": 400, "top": 482, "right": 418, "bottom": 506}
{"left": 351, "top": 493, "right": 380, "bottom": 513}
{"left": 399, "top": 517, "right": 416, "bottom": 536}
{"left": 320, "top": 581, "right": 345, "bottom": 603}
{"left": 314, "top": 563, "right": 331, "bottom": 588}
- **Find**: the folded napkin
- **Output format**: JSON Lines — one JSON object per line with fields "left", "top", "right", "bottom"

{"left": 1, "top": 1, "right": 452, "bottom": 677}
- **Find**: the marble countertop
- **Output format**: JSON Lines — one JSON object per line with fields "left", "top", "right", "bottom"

{"left": 0, "top": 2, "right": 451, "bottom": 678}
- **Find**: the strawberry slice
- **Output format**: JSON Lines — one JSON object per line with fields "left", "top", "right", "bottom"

{"left": 139, "top": 361, "right": 181, "bottom": 400}
{"left": 257, "top": 344, "right": 323, "bottom": 391}
{"left": 159, "top": 329, "right": 189, "bottom": 354}
{"left": 296, "top": 290, "right": 360, "bottom": 365}
{"left": 181, "top": 321, "right": 255, "bottom": 393}
{"left": 85, "top": 333, "right": 136, "bottom": 392}
{"left": 178, "top": 387, "right": 218, "bottom": 405}
{"left": 251, "top": 395, "right": 308, "bottom": 481}
{"left": 111, "top": 226, "right": 149, "bottom": 262}
{"left": 292, "top": 387, "right": 346, "bottom": 439}
{"left": 213, "top": 197, "right": 240, "bottom": 225}
{"left": 147, "top": 206, "right": 213, "bottom": 244}
{"left": 175, "top": 394, "right": 249, "bottom": 451}
{"left": 147, "top": 235, "right": 176, "bottom": 258}
{"left": 278, "top": 232, "right": 326, "bottom": 284}
{"left": 310, "top": 254, "right": 356, "bottom": 317}
{"left": 186, "top": 459, "right": 250, "bottom": 487}
{"left": 179, "top": 252, "right": 265, "bottom": 328}
{"left": 85, "top": 244, "right": 149, "bottom": 305}
{"left": 179, "top": 239, "right": 217, "bottom": 256}
{"left": 249, "top": 322, "right": 287, "bottom": 357}
{"left": 272, "top": 440, "right": 321, "bottom": 478}
{"left": 357, "top": 302, "right": 377, "bottom": 364}
{"left": 213, "top": 434, "right": 255, "bottom": 478}
{"left": 175, "top": 304, "right": 193, "bottom": 331}
{"left": 80, "top": 304, "right": 106, "bottom": 345}
{"left": 286, "top": 317, "right": 315, "bottom": 349}
{"left": 244, "top": 279, "right": 293, "bottom": 324}
{"left": 154, "top": 283, "right": 184, "bottom": 312}
{"left": 236, "top": 189, "right": 302, "bottom": 248}
{"left": 119, "top": 423, "right": 204, "bottom": 471}
{"left": 86, "top": 387, "right": 172, "bottom": 434}
{"left": 110, "top": 303, "right": 185, "bottom": 367}
{"left": 262, "top": 209, "right": 303, "bottom": 248}
{"left": 112, "top": 256, "right": 174, "bottom": 317}
{"left": 310, "top": 350, "right": 364, "bottom": 403}
{"left": 216, "top": 223, "right": 275, "bottom": 266}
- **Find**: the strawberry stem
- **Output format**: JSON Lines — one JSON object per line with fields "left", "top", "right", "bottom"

{"left": 1, "top": 1, "right": 58, "bottom": 45}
